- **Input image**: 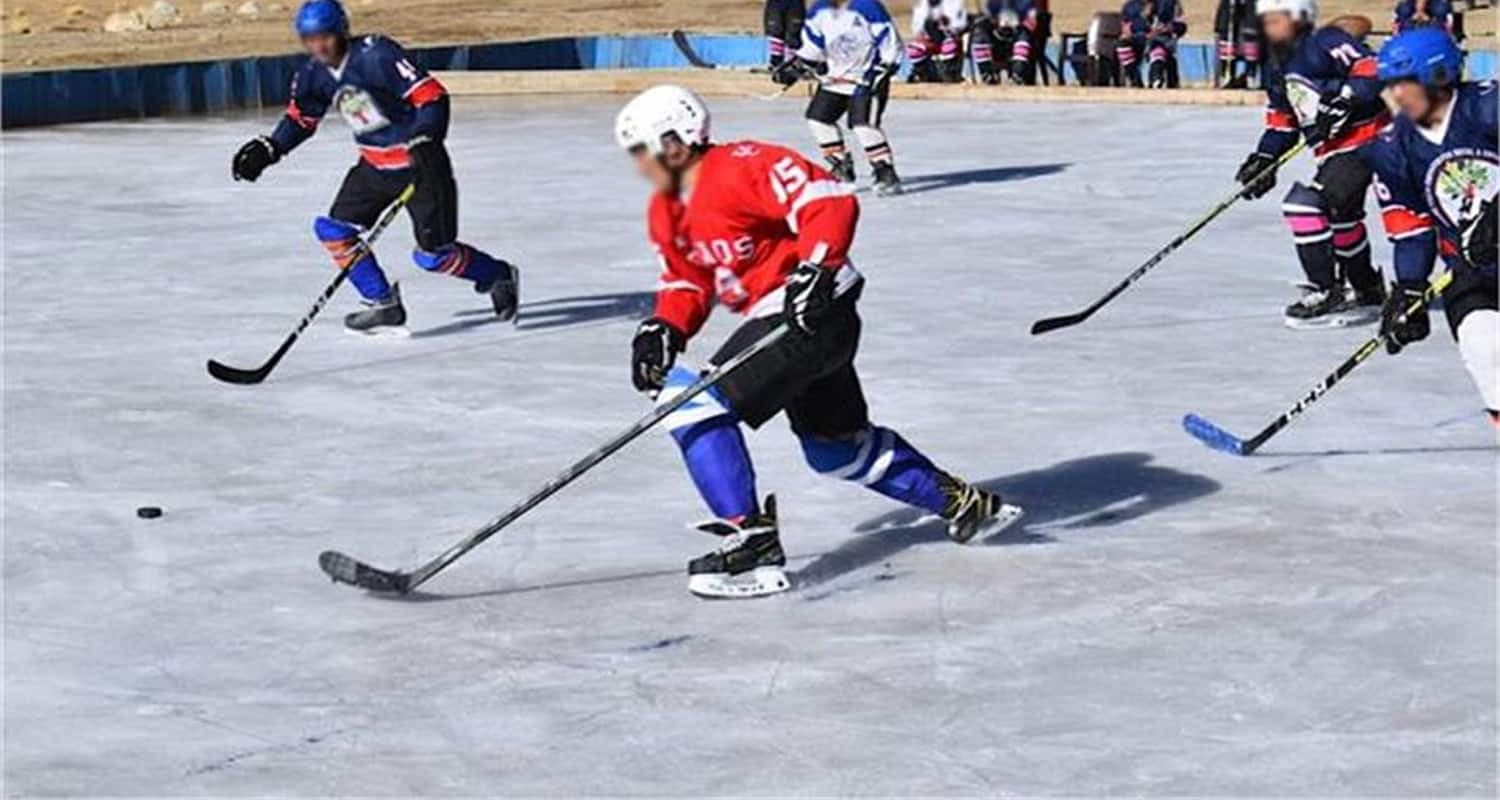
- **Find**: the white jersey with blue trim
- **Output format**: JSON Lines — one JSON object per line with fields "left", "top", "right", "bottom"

{"left": 797, "top": 0, "right": 903, "bottom": 96}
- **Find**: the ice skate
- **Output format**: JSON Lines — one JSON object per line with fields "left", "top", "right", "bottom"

{"left": 939, "top": 474, "right": 1024, "bottom": 544}
{"left": 826, "top": 153, "right": 856, "bottom": 184}
{"left": 686, "top": 495, "right": 790, "bottom": 599}
{"left": 872, "top": 161, "right": 903, "bottom": 197}
{"left": 344, "top": 282, "right": 408, "bottom": 336}
{"left": 1283, "top": 283, "right": 1379, "bottom": 330}
{"left": 477, "top": 260, "right": 520, "bottom": 324}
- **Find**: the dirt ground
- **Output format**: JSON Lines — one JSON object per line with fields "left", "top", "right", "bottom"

{"left": 1, "top": 0, "right": 1487, "bottom": 73}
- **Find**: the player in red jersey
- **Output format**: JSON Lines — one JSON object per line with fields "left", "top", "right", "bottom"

{"left": 614, "top": 85, "right": 1024, "bottom": 599}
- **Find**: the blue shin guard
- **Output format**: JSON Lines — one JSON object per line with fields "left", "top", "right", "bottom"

{"left": 314, "top": 216, "right": 392, "bottom": 302}
{"left": 660, "top": 367, "right": 758, "bottom": 520}
{"left": 412, "top": 243, "right": 503, "bottom": 286}
{"left": 800, "top": 426, "right": 947, "bottom": 513}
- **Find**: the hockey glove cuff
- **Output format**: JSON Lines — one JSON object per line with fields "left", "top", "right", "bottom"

{"left": 632, "top": 318, "right": 686, "bottom": 394}
{"left": 232, "top": 136, "right": 281, "bottom": 183}
{"left": 784, "top": 262, "right": 837, "bottom": 336}
{"left": 1380, "top": 282, "right": 1431, "bottom": 355}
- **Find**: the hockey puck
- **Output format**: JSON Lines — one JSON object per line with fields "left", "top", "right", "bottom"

{"left": 136, "top": 506, "right": 163, "bottom": 519}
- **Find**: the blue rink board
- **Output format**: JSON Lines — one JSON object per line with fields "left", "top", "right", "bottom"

{"left": 4, "top": 33, "right": 1495, "bottom": 128}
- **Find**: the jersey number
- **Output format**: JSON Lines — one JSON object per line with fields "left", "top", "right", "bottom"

{"left": 395, "top": 58, "right": 421, "bottom": 82}
{"left": 769, "top": 157, "right": 810, "bottom": 204}
{"left": 1328, "top": 43, "right": 1363, "bottom": 67}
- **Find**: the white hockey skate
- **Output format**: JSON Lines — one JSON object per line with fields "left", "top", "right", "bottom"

{"left": 686, "top": 496, "right": 790, "bottom": 599}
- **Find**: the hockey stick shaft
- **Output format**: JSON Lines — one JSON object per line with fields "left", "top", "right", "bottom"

{"left": 1237, "top": 270, "right": 1454, "bottom": 453}
{"left": 329, "top": 325, "right": 790, "bottom": 593}
{"left": 206, "top": 185, "right": 414, "bottom": 385}
{"left": 1030, "top": 141, "right": 1307, "bottom": 335}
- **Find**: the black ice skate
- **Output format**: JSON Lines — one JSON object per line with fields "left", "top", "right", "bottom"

{"left": 872, "top": 161, "right": 904, "bottom": 197}
{"left": 1283, "top": 283, "right": 1380, "bottom": 330}
{"left": 826, "top": 153, "right": 856, "bottom": 184}
{"left": 687, "top": 495, "right": 790, "bottom": 599}
{"left": 344, "top": 283, "right": 408, "bottom": 336}
{"left": 477, "top": 260, "right": 520, "bottom": 324}
{"left": 939, "top": 473, "right": 1024, "bottom": 544}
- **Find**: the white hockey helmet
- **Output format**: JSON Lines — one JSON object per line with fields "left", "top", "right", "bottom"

{"left": 1256, "top": 0, "right": 1317, "bottom": 23}
{"left": 614, "top": 85, "right": 711, "bottom": 155}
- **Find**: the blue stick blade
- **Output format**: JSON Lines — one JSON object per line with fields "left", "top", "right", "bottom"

{"left": 1182, "top": 413, "right": 1247, "bottom": 456}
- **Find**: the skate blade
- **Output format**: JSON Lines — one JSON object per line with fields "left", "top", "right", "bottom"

{"left": 1282, "top": 310, "right": 1379, "bottom": 331}
{"left": 876, "top": 184, "right": 904, "bottom": 197}
{"left": 344, "top": 326, "right": 412, "bottom": 339}
{"left": 961, "top": 503, "right": 1026, "bottom": 544}
{"left": 688, "top": 566, "right": 790, "bottom": 599}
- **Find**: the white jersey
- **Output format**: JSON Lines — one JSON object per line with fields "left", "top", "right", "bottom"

{"left": 796, "top": 0, "right": 903, "bottom": 96}
{"left": 910, "top": 0, "right": 968, "bottom": 38}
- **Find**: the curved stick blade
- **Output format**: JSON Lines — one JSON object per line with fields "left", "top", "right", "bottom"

{"left": 319, "top": 551, "right": 410, "bottom": 593}
{"left": 206, "top": 359, "right": 268, "bottom": 385}
{"left": 1029, "top": 313, "right": 1087, "bottom": 335}
{"left": 1182, "top": 413, "right": 1247, "bottom": 456}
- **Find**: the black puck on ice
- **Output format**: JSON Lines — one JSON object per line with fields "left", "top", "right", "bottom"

{"left": 136, "top": 506, "right": 163, "bottom": 519}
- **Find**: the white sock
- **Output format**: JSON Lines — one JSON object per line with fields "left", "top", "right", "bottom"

{"left": 806, "top": 119, "right": 842, "bottom": 150}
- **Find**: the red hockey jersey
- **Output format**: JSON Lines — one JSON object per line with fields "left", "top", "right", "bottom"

{"left": 646, "top": 140, "right": 863, "bottom": 339}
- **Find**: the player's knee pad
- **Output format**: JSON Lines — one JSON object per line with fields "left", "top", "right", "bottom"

{"left": 1457, "top": 309, "right": 1500, "bottom": 412}
{"left": 313, "top": 216, "right": 366, "bottom": 268}
{"left": 659, "top": 366, "right": 736, "bottom": 434}
{"left": 851, "top": 125, "right": 887, "bottom": 150}
{"left": 1282, "top": 183, "right": 1331, "bottom": 244}
{"left": 800, "top": 427, "right": 888, "bottom": 483}
{"left": 806, "top": 118, "right": 842, "bottom": 147}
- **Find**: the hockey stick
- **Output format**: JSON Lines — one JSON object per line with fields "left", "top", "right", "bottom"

{"left": 1183, "top": 270, "right": 1454, "bottom": 456}
{"left": 1030, "top": 141, "right": 1307, "bottom": 335}
{"left": 672, "top": 29, "right": 771, "bottom": 73}
{"left": 319, "top": 324, "right": 790, "bottom": 594}
{"left": 206, "top": 185, "right": 415, "bottom": 385}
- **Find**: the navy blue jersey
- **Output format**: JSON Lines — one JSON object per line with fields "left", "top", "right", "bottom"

{"left": 1258, "top": 25, "right": 1386, "bottom": 159}
{"left": 986, "top": 0, "right": 1038, "bottom": 28}
{"left": 1393, "top": 0, "right": 1454, "bottom": 33}
{"left": 270, "top": 34, "right": 449, "bottom": 170}
{"left": 1366, "top": 81, "right": 1499, "bottom": 283}
{"left": 1120, "top": 0, "right": 1186, "bottom": 40}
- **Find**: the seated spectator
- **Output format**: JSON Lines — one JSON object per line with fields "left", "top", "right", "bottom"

{"left": 1117, "top": 0, "right": 1187, "bottom": 87}
{"left": 1214, "top": 0, "right": 1262, "bottom": 87}
{"left": 973, "top": 0, "right": 1044, "bottom": 84}
{"left": 1393, "top": 0, "right": 1459, "bottom": 38}
{"left": 907, "top": 0, "right": 969, "bottom": 82}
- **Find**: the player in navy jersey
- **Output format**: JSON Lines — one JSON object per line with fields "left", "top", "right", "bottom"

{"left": 230, "top": 0, "right": 518, "bottom": 334}
{"left": 1235, "top": 0, "right": 1388, "bottom": 329}
{"left": 972, "top": 0, "right": 1043, "bottom": 85}
{"left": 1117, "top": 0, "right": 1187, "bottom": 88}
{"left": 1364, "top": 28, "right": 1498, "bottom": 423}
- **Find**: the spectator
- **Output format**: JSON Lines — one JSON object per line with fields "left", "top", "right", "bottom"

{"left": 1393, "top": 0, "right": 1459, "bottom": 38}
{"left": 1215, "top": 0, "right": 1262, "bottom": 87}
{"left": 907, "top": 0, "right": 968, "bottom": 82}
{"left": 1118, "top": 0, "right": 1187, "bottom": 87}
{"left": 973, "top": 0, "right": 1045, "bottom": 84}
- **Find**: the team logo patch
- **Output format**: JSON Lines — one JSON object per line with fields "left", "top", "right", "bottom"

{"left": 333, "top": 86, "right": 391, "bottom": 135}
{"left": 1424, "top": 148, "right": 1500, "bottom": 232}
{"left": 1284, "top": 76, "right": 1322, "bottom": 127}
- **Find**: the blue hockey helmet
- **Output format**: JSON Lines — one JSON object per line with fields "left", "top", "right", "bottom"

{"left": 293, "top": 0, "right": 349, "bottom": 37}
{"left": 1377, "top": 26, "right": 1462, "bottom": 88}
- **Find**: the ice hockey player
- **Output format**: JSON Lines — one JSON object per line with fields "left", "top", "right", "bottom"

{"left": 1364, "top": 28, "right": 1498, "bottom": 424}
{"left": 906, "top": 0, "right": 968, "bottom": 84}
{"left": 972, "top": 0, "right": 1043, "bottom": 85}
{"left": 765, "top": 0, "right": 808, "bottom": 84}
{"left": 794, "top": 0, "right": 905, "bottom": 195}
{"left": 614, "top": 86, "right": 1023, "bottom": 598}
{"left": 1392, "top": 0, "right": 1455, "bottom": 36}
{"left": 1117, "top": 0, "right": 1187, "bottom": 88}
{"left": 1215, "top": 0, "right": 1262, "bottom": 88}
{"left": 230, "top": 0, "right": 518, "bottom": 334}
{"left": 1234, "top": 0, "right": 1388, "bottom": 329}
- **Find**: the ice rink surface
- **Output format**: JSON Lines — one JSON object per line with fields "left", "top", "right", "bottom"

{"left": 4, "top": 95, "right": 1496, "bottom": 796}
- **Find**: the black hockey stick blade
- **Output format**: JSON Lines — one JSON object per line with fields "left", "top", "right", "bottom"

{"left": 671, "top": 29, "right": 717, "bottom": 69}
{"left": 205, "top": 358, "right": 271, "bottom": 385}
{"left": 319, "top": 550, "right": 411, "bottom": 593}
{"left": 1030, "top": 309, "right": 1095, "bottom": 335}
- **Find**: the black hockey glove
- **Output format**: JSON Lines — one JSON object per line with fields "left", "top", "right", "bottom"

{"left": 1235, "top": 152, "right": 1278, "bottom": 200}
{"left": 405, "top": 138, "right": 451, "bottom": 191}
{"left": 1310, "top": 92, "right": 1354, "bottom": 145}
{"left": 771, "top": 57, "right": 803, "bottom": 86}
{"left": 1461, "top": 194, "right": 1497, "bottom": 270}
{"left": 231, "top": 136, "right": 281, "bottom": 183}
{"left": 783, "top": 261, "right": 837, "bottom": 336}
{"left": 1379, "top": 282, "right": 1431, "bottom": 355}
{"left": 631, "top": 318, "right": 685, "bottom": 394}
